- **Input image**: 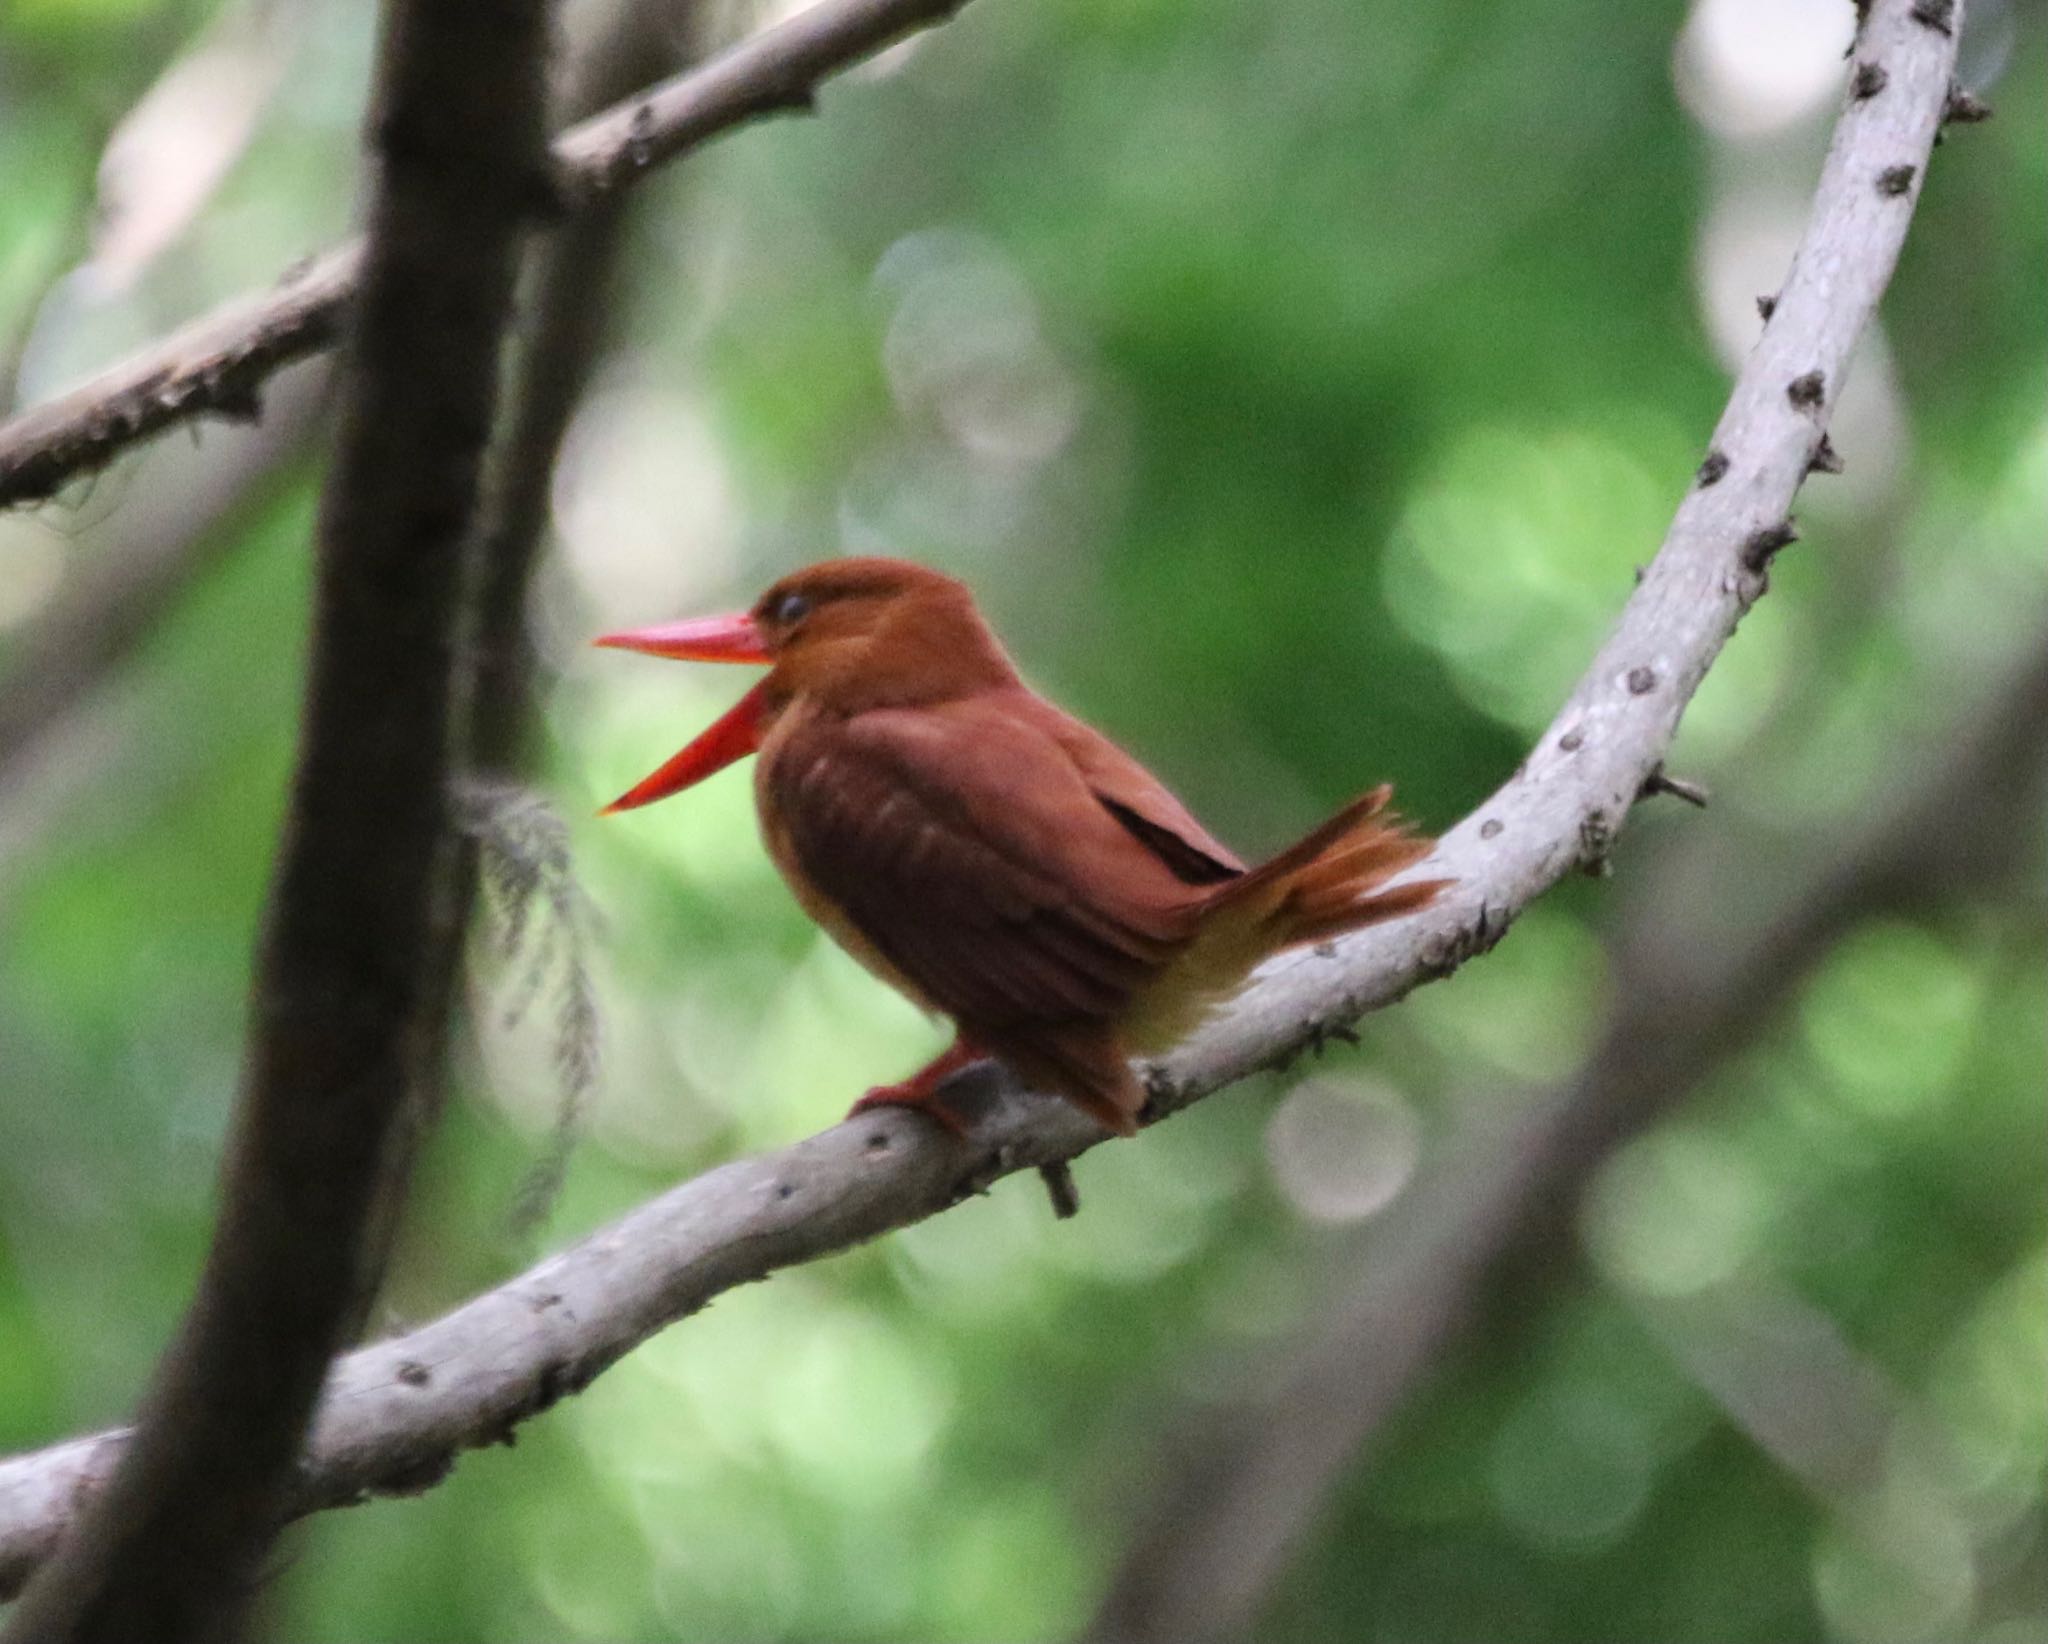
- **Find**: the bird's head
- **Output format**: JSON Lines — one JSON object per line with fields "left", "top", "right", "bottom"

{"left": 595, "top": 556, "right": 1017, "bottom": 813}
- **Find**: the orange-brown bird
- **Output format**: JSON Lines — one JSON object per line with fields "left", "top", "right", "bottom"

{"left": 598, "top": 558, "right": 1446, "bottom": 1138}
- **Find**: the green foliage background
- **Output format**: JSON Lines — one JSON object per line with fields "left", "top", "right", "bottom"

{"left": 0, "top": 0, "right": 2042, "bottom": 1639}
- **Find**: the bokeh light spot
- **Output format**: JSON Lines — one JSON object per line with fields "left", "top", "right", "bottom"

{"left": 1584, "top": 1126, "right": 1776, "bottom": 1297}
{"left": 1264, "top": 1075, "right": 1422, "bottom": 1223}
{"left": 1404, "top": 904, "right": 1606, "bottom": 1082}
{"left": 1811, "top": 1480, "right": 1977, "bottom": 1644}
{"left": 1490, "top": 1382, "right": 1656, "bottom": 1553}
{"left": 1673, "top": 0, "right": 1853, "bottom": 140}
{"left": 1800, "top": 922, "right": 1979, "bottom": 1122}
{"left": 1385, "top": 424, "right": 1682, "bottom": 731}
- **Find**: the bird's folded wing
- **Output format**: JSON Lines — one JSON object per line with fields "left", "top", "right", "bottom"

{"left": 766, "top": 698, "right": 1204, "bottom": 1031}
{"left": 1018, "top": 694, "right": 1245, "bottom": 885}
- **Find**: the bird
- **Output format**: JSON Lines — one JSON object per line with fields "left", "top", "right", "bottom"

{"left": 597, "top": 557, "right": 1448, "bottom": 1139}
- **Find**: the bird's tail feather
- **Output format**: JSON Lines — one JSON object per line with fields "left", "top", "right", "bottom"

{"left": 1123, "top": 787, "right": 1450, "bottom": 1053}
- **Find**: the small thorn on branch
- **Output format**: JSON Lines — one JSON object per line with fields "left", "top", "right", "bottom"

{"left": 624, "top": 103, "right": 656, "bottom": 170}
{"left": 1266, "top": 1017, "right": 1361, "bottom": 1077}
{"left": 1877, "top": 164, "right": 1917, "bottom": 197}
{"left": 1807, "top": 433, "right": 1845, "bottom": 475}
{"left": 952, "top": 1144, "right": 1014, "bottom": 1206}
{"left": 1308, "top": 1020, "right": 1362, "bottom": 1058}
{"left": 1787, "top": 370, "right": 1826, "bottom": 409}
{"left": 1577, "top": 811, "right": 1616, "bottom": 878}
{"left": 1136, "top": 1063, "right": 1179, "bottom": 1127}
{"left": 1850, "top": 62, "right": 1888, "bottom": 100}
{"left": 1639, "top": 765, "right": 1710, "bottom": 808}
{"left": 1742, "top": 518, "right": 1800, "bottom": 571}
{"left": 1696, "top": 449, "right": 1730, "bottom": 487}
{"left": 1909, "top": 0, "right": 1954, "bottom": 35}
{"left": 1757, "top": 293, "right": 1778, "bottom": 321}
{"left": 761, "top": 77, "right": 819, "bottom": 115}
{"left": 1038, "top": 1161, "right": 1081, "bottom": 1220}
{"left": 1943, "top": 83, "right": 1992, "bottom": 124}
{"left": 211, "top": 382, "right": 264, "bottom": 424}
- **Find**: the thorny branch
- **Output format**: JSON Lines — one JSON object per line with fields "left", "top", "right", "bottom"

{"left": 0, "top": 0, "right": 1974, "bottom": 1590}
{"left": 1086, "top": 631, "right": 2048, "bottom": 1644}
{"left": 0, "top": 0, "right": 970, "bottom": 511}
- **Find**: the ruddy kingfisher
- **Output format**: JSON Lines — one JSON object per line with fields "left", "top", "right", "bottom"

{"left": 598, "top": 557, "right": 1445, "bottom": 1137}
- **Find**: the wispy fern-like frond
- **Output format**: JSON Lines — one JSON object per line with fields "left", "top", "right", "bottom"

{"left": 456, "top": 778, "right": 601, "bottom": 1232}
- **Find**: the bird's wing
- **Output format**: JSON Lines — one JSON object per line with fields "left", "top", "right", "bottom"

{"left": 764, "top": 696, "right": 1207, "bottom": 1032}
{"left": 1012, "top": 692, "right": 1245, "bottom": 884}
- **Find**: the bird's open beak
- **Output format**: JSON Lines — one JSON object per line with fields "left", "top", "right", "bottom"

{"left": 595, "top": 613, "right": 774, "bottom": 814}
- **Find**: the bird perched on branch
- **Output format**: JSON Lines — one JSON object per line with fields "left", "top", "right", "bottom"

{"left": 598, "top": 557, "right": 1446, "bottom": 1138}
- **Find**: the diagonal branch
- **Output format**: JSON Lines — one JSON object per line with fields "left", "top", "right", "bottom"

{"left": 0, "top": 0, "right": 971, "bottom": 511}
{"left": 0, "top": 0, "right": 553, "bottom": 1635}
{"left": 1084, "top": 630, "right": 2048, "bottom": 1644}
{"left": 0, "top": 0, "right": 1967, "bottom": 1599}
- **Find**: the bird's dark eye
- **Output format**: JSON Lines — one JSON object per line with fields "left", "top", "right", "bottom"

{"left": 771, "top": 591, "right": 811, "bottom": 626}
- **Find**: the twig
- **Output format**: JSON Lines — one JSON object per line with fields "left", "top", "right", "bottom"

{"left": 1038, "top": 1160, "right": 1082, "bottom": 1219}
{"left": 0, "top": 0, "right": 1967, "bottom": 1597}
{"left": 1637, "top": 763, "right": 1710, "bottom": 808}
{"left": 0, "top": 0, "right": 553, "bottom": 1636}
{"left": 0, "top": 0, "right": 971, "bottom": 511}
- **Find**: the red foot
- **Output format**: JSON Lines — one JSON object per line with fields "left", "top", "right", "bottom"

{"left": 847, "top": 1038, "right": 986, "bottom": 1137}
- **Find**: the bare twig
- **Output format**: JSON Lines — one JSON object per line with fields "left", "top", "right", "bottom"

{"left": 1085, "top": 629, "right": 2048, "bottom": 1644}
{"left": 0, "top": 0, "right": 1967, "bottom": 1597}
{"left": 0, "top": 0, "right": 552, "bottom": 1635}
{"left": 1638, "top": 763, "right": 1710, "bottom": 808}
{"left": 0, "top": 0, "right": 971, "bottom": 511}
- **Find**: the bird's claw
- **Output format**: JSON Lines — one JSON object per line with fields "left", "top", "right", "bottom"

{"left": 847, "top": 1082, "right": 973, "bottom": 1138}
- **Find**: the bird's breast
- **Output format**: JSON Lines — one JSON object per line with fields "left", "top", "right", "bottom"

{"left": 754, "top": 714, "right": 940, "bottom": 1017}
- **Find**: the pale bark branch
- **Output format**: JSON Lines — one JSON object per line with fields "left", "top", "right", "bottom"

{"left": 0, "top": 0, "right": 552, "bottom": 1635}
{"left": 1085, "top": 629, "right": 2048, "bottom": 1644}
{"left": 0, "top": 0, "right": 1968, "bottom": 1600}
{"left": 0, "top": 0, "right": 971, "bottom": 511}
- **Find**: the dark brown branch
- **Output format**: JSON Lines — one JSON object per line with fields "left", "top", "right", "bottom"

{"left": 0, "top": 0, "right": 1967, "bottom": 1597}
{"left": 1085, "top": 634, "right": 2048, "bottom": 1644}
{"left": 0, "top": 0, "right": 552, "bottom": 1636}
{"left": 0, "top": 0, "right": 971, "bottom": 511}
